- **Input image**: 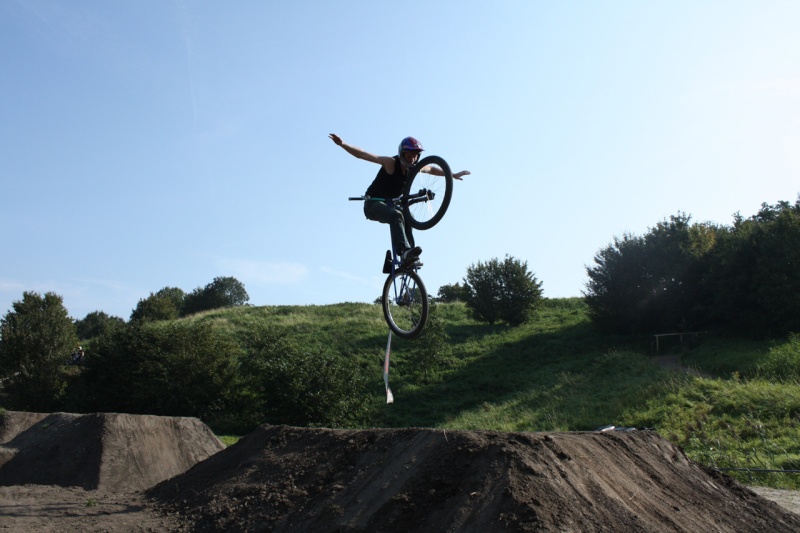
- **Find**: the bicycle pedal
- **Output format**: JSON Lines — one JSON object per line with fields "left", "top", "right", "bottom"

{"left": 400, "top": 260, "right": 423, "bottom": 271}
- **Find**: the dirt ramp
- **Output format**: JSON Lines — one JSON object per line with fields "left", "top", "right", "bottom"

{"left": 150, "top": 425, "right": 800, "bottom": 532}
{"left": 0, "top": 412, "right": 224, "bottom": 492}
{"left": 0, "top": 410, "right": 49, "bottom": 443}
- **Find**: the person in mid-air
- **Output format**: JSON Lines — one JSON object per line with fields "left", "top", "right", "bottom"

{"left": 329, "top": 133, "right": 470, "bottom": 264}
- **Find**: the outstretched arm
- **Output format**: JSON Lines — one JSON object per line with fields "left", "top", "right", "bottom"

{"left": 422, "top": 165, "right": 471, "bottom": 181}
{"left": 329, "top": 133, "right": 394, "bottom": 168}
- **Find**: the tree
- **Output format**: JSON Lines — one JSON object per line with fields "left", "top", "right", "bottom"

{"left": 748, "top": 203, "right": 800, "bottom": 334}
{"left": 183, "top": 276, "right": 249, "bottom": 315}
{"left": 436, "top": 282, "right": 468, "bottom": 303}
{"left": 585, "top": 201, "right": 800, "bottom": 337}
{"left": 584, "top": 213, "right": 719, "bottom": 334}
{"left": 75, "top": 311, "right": 125, "bottom": 340}
{"left": 703, "top": 199, "right": 800, "bottom": 335}
{"left": 130, "top": 287, "right": 185, "bottom": 322}
{"left": 0, "top": 292, "right": 78, "bottom": 411}
{"left": 463, "top": 255, "right": 543, "bottom": 325}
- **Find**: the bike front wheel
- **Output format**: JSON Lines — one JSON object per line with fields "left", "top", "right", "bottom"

{"left": 382, "top": 269, "right": 429, "bottom": 340}
{"left": 403, "top": 155, "right": 453, "bottom": 231}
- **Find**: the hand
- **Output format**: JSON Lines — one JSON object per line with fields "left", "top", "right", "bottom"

{"left": 329, "top": 133, "right": 343, "bottom": 146}
{"left": 454, "top": 170, "right": 471, "bottom": 180}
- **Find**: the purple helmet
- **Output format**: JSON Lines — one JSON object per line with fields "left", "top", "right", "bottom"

{"left": 398, "top": 137, "right": 424, "bottom": 168}
{"left": 398, "top": 136, "right": 424, "bottom": 156}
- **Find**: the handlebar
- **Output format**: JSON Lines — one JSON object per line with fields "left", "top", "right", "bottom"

{"left": 348, "top": 190, "right": 433, "bottom": 204}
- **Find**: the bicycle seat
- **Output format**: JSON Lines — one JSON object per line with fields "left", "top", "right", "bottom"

{"left": 382, "top": 250, "right": 392, "bottom": 274}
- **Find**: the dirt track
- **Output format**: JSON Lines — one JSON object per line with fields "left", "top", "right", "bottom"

{"left": 1, "top": 411, "right": 800, "bottom": 532}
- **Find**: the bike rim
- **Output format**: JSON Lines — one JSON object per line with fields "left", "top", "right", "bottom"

{"left": 386, "top": 273, "right": 424, "bottom": 335}
{"left": 407, "top": 173, "right": 449, "bottom": 227}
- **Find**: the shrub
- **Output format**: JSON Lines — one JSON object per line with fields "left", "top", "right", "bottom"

{"left": 75, "top": 311, "right": 125, "bottom": 340}
{"left": 463, "top": 255, "right": 543, "bottom": 325}
{"left": 757, "top": 334, "right": 800, "bottom": 381}
{"left": 436, "top": 283, "right": 468, "bottom": 303}
{"left": 405, "top": 302, "right": 450, "bottom": 381}
{"left": 183, "top": 276, "right": 249, "bottom": 315}
{"left": 84, "top": 321, "right": 240, "bottom": 419}
{"left": 130, "top": 287, "right": 185, "bottom": 322}
{"left": 237, "top": 326, "right": 370, "bottom": 428}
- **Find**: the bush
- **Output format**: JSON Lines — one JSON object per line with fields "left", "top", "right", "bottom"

{"left": 130, "top": 287, "right": 186, "bottom": 322}
{"left": 75, "top": 311, "right": 125, "bottom": 340}
{"left": 463, "top": 255, "right": 543, "bottom": 325}
{"left": 84, "top": 321, "right": 240, "bottom": 419}
{"left": 757, "top": 334, "right": 800, "bottom": 381}
{"left": 236, "top": 326, "right": 370, "bottom": 428}
{"left": 436, "top": 283, "right": 468, "bottom": 303}
{"left": 0, "top": 292, "right": 78, "bottom": 411}
{"left": 183, "top": 276, "right": 249, "bottom": 315}
{"left": 405, "top": 302, "right": 450, "bottom": 382}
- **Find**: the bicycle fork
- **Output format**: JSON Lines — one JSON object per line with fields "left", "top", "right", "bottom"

{"left": 392, "top": 271, "right": 415, "bottom": 306}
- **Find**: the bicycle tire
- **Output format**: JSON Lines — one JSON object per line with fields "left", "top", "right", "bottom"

{"left": 382, "top": 268, "right": 429, "bottom": 339}
{"left": 403, "top": 155, "right": 453, "bottom": 231}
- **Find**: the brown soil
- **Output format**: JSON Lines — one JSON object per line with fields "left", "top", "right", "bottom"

{"left": 2, "top": 411, "right": 800, "bottom": 532}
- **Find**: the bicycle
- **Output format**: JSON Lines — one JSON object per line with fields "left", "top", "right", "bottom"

{"left": 350, "top": 155, "right": 454, "bottom": 339}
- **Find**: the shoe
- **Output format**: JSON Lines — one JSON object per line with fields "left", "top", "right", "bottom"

{"left": 400, "top": 246, "right": 422, "bottom": 263}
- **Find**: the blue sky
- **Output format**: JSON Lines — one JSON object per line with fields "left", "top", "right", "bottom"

{"left": 2, "top": 1, "right": 798, "bottom": 321}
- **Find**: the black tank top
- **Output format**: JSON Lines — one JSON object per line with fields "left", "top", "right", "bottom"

{"left": 365, "top": 156, "right": 407, "bottom": 199}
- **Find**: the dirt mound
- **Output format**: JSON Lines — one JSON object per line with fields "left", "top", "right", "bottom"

{"left": 0, "top": 410, "right": 48, "bottom": 443}
{"left": 2, "top": 412, "right": 798, "bottom": 531}
{"left": 150, "top": 424, "right": 800, "bottom": 532}
{"left": 0, "top": 411, "right": 224, "bottom": 492}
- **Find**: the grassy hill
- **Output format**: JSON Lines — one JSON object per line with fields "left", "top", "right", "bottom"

{"left": 190, "top": 297, "right": 800, "bottom": 489}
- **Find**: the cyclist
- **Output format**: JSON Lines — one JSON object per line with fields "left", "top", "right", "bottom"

{"left": 329, "top": 133, "right": 470, "bottom": 264}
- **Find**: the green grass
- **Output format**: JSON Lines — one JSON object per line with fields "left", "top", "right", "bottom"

{"left": 195, "top": 298, "right": 800, "bottom": 488}
{"left": 217, "top": 435, "right": 241, "bottom": 447}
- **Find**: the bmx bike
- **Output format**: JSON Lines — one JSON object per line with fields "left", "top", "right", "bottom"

{"left": 349, "top": 155, "right": 454, "bottom": 339}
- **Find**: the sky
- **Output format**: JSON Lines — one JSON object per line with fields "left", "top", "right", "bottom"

{"left": 1, "top": 1, "right": 799, "bottom": 321}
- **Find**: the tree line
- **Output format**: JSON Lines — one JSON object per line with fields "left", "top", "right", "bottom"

{"left": 0, "top": 278, "right": 368, "bottom": 431}
{"left": 583, "top": 197, "right": 800, "bottom": 336}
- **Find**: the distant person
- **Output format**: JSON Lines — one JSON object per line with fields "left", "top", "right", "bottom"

{"left": 329, "top": 134, "right": 470, "bottom": 264}
{"left": 69, "top": 346, "right": 85, "bottom": 366}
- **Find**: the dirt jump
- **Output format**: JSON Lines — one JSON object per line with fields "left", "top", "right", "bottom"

{"left": 1, "top": 411, "right": 800, "bottom": 532}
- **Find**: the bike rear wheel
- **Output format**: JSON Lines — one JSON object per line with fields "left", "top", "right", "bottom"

{"left": 403, "top": 155, "right": 453, "bottom": 231}
{"left": 382, "top": 268, "right": 429, "bottom": 339}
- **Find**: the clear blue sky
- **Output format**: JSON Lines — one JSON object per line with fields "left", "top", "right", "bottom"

{"left": 2, "top": 1, "right": 798, "bottom": 321}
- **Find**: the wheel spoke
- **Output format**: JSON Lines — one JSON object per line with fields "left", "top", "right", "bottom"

{"left": 403, "top": 156, "right": 453, "bottom": 231}
{"left": 382, "top": 270, "right": 429, "bottom": 339}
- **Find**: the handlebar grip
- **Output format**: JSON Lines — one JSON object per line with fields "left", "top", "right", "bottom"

{"left": 349, "top": 196, "right": 367, "bottom": 201}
